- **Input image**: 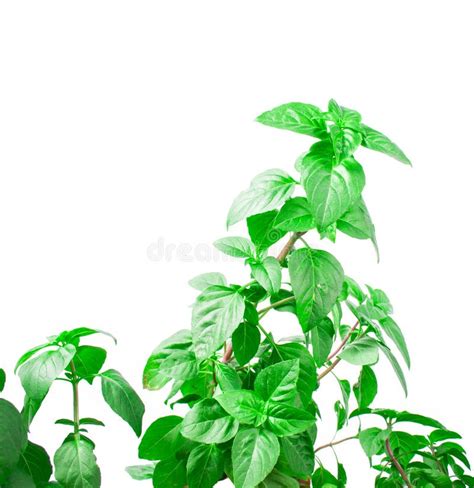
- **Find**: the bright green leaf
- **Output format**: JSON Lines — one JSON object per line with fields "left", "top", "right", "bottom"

{"left": 254, "top": 360, "right": 299, "bottom": 404}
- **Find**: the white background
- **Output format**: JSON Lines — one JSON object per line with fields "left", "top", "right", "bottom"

{"left": 1, "top": 1, "right": 473, "bottom": 486}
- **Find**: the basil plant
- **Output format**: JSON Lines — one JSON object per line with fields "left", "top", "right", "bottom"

{"left": 1, "top": 327, "right": 144, "bottom": 487}
{"left": 132, "top": 101, "right": 473, "bottom": 487}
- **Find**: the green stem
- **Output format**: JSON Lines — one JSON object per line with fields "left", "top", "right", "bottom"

{"left": 258, "top": 296, "right": 295, "bottom": 316}
{"left": 69, "top": 360, "right": 80, "bottom": 438}
{"left": 257, "top": 323, "right": 283, "bottom": 360}
{"left": 315, "top": 435, "right": 357, "bottom": 453}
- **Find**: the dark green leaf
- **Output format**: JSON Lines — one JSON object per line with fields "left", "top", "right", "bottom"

{"left": 139, "top": 416, "right": 185, "bottom": 461}
{"left": 100, "top": 369, "right": 145, "bottom": 436}
{"left": 258, "top": 469, "right": 299, "bottom": 487}
{"left": 69, "top": 346, "right": 106, "bottom": 384}
{"left": 312, "top": 466, "right": 339, "bottom": 487}
{"left": 254, "top": 360, "right": 299, "bottom": 404}
{"left": 18, "top": 441, "right": 52, "bottom": 486}
{"left": 232, "top": 323, "right": 261, "bottom": 366}
{"left": 187, "top": 444, "right": 224, "bottom": 488}
{"left": 216, "top": 390, "right": 266, "bottom": 426}
{"left": 311, "top": 317, "right": 335, "bottom": 367}
{"left": 152, "top": 458, "right": 187, "bottom": 488}
{"left": 0, "top": 400, "right": 28, "bottom": 484}
{"left": 159, "top": 350, "right": 198, "bottom": 381}
{"left": 272, "top": 343, "right": 317, "bottom": 407}
{"left": 353, "top": 366, "right": 378, "bottom": 409}
{"left": 215, "top": 363, "right": 242, "bottom": 392}
{"left": 265, "top": 402, "right": 314, "bottom": 437}
{"left": 232, "top": 428, "right": 280, "bottom": 488}
{"left": 0, "top": 369, "right": 5, "bottom": 392}
{"left": 277, "top": 432, "right": 314, "bottom": 478}
{"left": 181, "top": 398, "right": 239, "bottom": 444}
{"left": 288, "top": 248, "right": 344, "bottom": 332}
{"left": 247, "top": 211, "right": 287, "bottom": 253}
{"left": 395, "top": 412, "right": 445, "bottom": 429}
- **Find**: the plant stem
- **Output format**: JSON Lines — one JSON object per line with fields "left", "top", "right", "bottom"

{"left": 257, "top": 323, "right": 283, "bottom": 360}
{"left": 385, "top": 437, "right": 413, "bottom": 488}
{"left": 69, "top": 360, "right": 80, "bottom": 438}
{"left": 317, "top": 358, "right": 341, "bottom": 381}
{"left": 315, "top": 435, "right": 358, "bottom": 453}
{"left": 327, "top": 322, "right": 359, "bottom": 361}
{"left": 277, "top": 232, "right": 306, "bottom": 262}
{"left": 258, "top": 296, "right": 295, "bottom": 315}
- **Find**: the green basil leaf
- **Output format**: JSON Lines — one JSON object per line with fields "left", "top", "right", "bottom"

{"left": 100, "top": 369, "right": 145, "bottom": 436}
{"left": 265, "top": 402, "right": 314, "bottom": 437}
{"left": 378, "top": 342, "right": 408, "bottom": 396}
{"left": 337, "top": 198, "right": 378, "bottom": 258}
{"left": 232, "top": 322, "right": 261, "bottom": 366}
{"left": 126, "top": 464, "right": 156, "bottom": 480}
{"left": 247, "top": 211, "right": 287, "bottom": 253}
{"left": 256, "top": 102, "right": 328, "bottom": 139}
{"left": 330, "top": 125, "right": 362, "bottom": 164}
{"left": 139, "top": 416, "right": 185, "bottom": 461}
{"left": 143, "top": 330, "right": 192, "bottom": 391}
{"left": 258, "top": 469, "right": 299, "bottom": 488}
{"left": 0, "top": 369, "right": 6, "bottom": 392}
{"left": 192, "top": 286, "right": 245, "bottom": 360}
{"left": 18, "top": 344, "right": 76, "bottom": 401}
{"left": 18, "top": 441, "right": 52, "bottom": 486}
{"left": 254, "top": 360, "right": 299, "bottom": 404}
{"left": 0, "top": 400, "right": 27, "bottom": 484}
{"left": 276, "top": 432, "right": 315, "bottom": 479}
{"left": 273, "top": 197, "right": 316, "bottom": 232}
{"left": 181, "top": 398, "right": 239, "bottom": 444}
{"left": 379, "top": 317, "right": 410, "bottom": 368}
{"left": 227, "top": 169, "right": 296, "bottom": 227}
{"left": 250, "top": 257, "right": 282, "bottom": 295}
{"left": 54, "top": 438, "right": 101, "bottom": 488}
{"left": 215, "top": 363, "right": 242, "bottom": 392}
{"left": 429, "top": 429, "right": 462, "bottom": 444}
{"left": 214, "top": 237, "right": 256, "bottom": 259}
{"left": 152, "top": 458, "right": 186, "bottom": 488}
{"left": 311, "top": 317, "right": 335, "bottom": 367}
{"left": 232, "top": 428, "right": 280, "bottom": 488}
{"left": 186, "top": 444, "right": 224, "bottom": 488}
{"left": 395, "top": 411, "right": 445, "bottom": 429}
{"left": 69, "top": 346, "right": 106, "bottom": 384}
{"left": 216, "top": 390, "right": 266, "bottom": 426}
{"left": 312, "top": 466, "right": 339, "bottom": 487}
{"left": 57, "top": 327, "right": 117, "bottom": 345}
{"left": 339, "top": 336, "right": 379, "bottom": 365}
{"left": 288, "top": 248, "right": 344, "bottom": 332}
{"left": 189, "top": 273, "right": 227, "bottom": 291}
{"left": 272, "top": 344, "right": 317, "bottom": 407}
{"left": 159, "top": 350, "right": 198, "bottom": 381}
{"left": 361, "top": 124, "right": 411, "bottom": 165}
{"left": 359, "top": 427, "right": 387, "bottom": 457}
{"left": 353, "top": 366, "right": 378, "bottom": 409}
{"left": 301, "top": 143, "right": 365, "bottom": 230}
